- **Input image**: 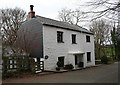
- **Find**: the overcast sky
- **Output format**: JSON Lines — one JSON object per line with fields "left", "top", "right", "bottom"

{"left": 1, "top": 0, "right": 90, "bottom": 18}
{"left": 0, "top": 0, "right": 90, "bottom": 28}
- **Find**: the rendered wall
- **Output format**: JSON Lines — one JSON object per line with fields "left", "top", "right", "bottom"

{"left": 43, "top": 25, "right": 95, "bottom": 70}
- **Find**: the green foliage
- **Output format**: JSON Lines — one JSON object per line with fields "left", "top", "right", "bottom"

{"left": 108, "top": 57, "right": 113, "bottom": 61}
{"left": 95, "top": 60, "right": 102, "bottom": 64}
{"left": 16, "top": 56, "right": 32, "bottom": 72}
{"left": 104, "top": 47, "right": 115, "bottom": 57}
{"left": 64, "top": 64, "right": 74, "bottom": 70}
{"left": 57, "top": 61, "right": 63, "bottom": 67}
{"left": 2, "top": 71, "right": 16, "bottom": 79}
{"left": 111, "top": 27, "right": 120, "bottom": 60}
{"left": 101, "top": 56, "right": 108, "bottom": 64}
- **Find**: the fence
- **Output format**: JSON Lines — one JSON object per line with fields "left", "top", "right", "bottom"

{"left": 2, "top": 56, "right": 44, "bottom": 73}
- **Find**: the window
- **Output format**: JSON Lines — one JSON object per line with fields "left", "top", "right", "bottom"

{"left": 75, "top": 55, "right": 77, "bottom": 65}
{"left": 72, "top": 34, "right": 76, "bottom": 44}
{"left": 58, "top": 57, "right": 64, "bottom": 67}
{"left": 86, "top": 35, "right": 90, "bottom": 42}
{"left": 87, "top": 52, "right": 91, "bottom": 62}
{"left": 57, "top": 31, "right": 63, "bottom": 43}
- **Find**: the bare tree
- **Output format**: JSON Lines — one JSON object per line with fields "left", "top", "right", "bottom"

{"left": 90, "top": 19, "right": 112, "bottom": 59}
{"left": 14, "top": 28, "right": 39, "bottom": 56}
{"left": 0, "top": 7, "right": 26, "bottom": 56}
{"left": 58, "top": 8, "right": 87, "bottom": 25}
{"left": 83, "top": 0, "right": 120, "bottom": 60}
{"left": 82, "top": 0, "right": 120, "bottom": 22}
{"left": 58, "top": 8, "right": 73, "bottom": 24}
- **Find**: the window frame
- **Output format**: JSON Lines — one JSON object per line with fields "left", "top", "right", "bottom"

{"left": 57, "top": 31, "right": 64, "bottom": 43}
{"left": 72, "top": 34, "right": 77, "bottom": 44}
{"left": 58, "top": 56, "right": 64, "bottom": 67}
{"left": 87, "top": 52, "right": 91, "bottom": 62}
{"left": 86, "top": 35, "right": 90, "bottom": 42}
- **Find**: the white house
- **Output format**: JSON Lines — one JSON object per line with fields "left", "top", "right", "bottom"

{"left": 19, "top": 5, "right": 95, "bottom": 71}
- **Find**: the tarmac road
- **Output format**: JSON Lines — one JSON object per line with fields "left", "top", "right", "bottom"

{"left": 3, "top": 62, "right": 119, "bottom": 83}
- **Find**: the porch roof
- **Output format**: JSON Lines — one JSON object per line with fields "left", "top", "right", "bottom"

{"left": 68, "top": 51, "right": 85, "bottom": 55}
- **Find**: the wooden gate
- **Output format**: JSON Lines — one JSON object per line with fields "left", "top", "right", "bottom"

{"left": 32, "top": 58, "right": 44, "bottom": 73}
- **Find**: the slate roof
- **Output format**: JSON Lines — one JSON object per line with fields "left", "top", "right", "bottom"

{"left": 36, "top": 15, "right": 93, "bottom": 35}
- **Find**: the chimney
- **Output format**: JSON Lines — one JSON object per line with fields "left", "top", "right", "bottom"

{"left": 28, "top": 5, "right": 35, "bottom": 18}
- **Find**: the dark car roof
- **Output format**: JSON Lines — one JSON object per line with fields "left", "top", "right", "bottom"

{"left": 36, "top": 15, "right": 93, "bottom": 35}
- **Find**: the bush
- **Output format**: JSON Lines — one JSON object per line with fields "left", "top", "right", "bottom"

{"left": 95, "top": 60, "right": 102, "bottom": 64}
{"left": 57, "top": 61, "right": 63, "bottom": 67}
{"left": 3, "top": 72, "right": 14, "bottom": 79}
{"left": 101, "top": 56, "right": 108, "bottom": 64}
{"left": 107, "top": 57, "right": 113, "bottom": 61}
{"left": 2, "top": 71, "right": 19, "bottom": 79}
{"left": 56, "top": 67, "right": 60, "bottom": 71}
{"left": 64, "top": 64, "right": 74, "bottom": 70}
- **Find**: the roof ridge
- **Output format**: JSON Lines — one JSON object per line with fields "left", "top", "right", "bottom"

{"left": 35, "top": 15, "right": 93, "bottom": 35}
{"left": 36, "top": 15, "right": 82, "bottom": 27}
{"left": 36, "top": 15, "right": 64, "bottom": 23}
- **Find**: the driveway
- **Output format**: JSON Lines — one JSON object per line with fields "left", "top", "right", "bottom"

{"left": 3, "top": 62, "right": 118, "bottom": 83}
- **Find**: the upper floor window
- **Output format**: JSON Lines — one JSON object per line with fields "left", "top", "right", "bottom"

{"left": 86, "top": 35, "right": 90, "bottom": 42}
{"left": 87, "top": 52, "right": 91, "bottom": 62}
{"left": 57, "top": 31, "right": 63, "bottom": 43}
{"left": 72, "top": 34, "right": 76, "bottom": 44}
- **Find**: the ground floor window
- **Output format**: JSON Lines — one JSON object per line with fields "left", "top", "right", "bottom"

{"left": 58, "top": 57, "right": 64, "bottom": 67}
{"left": 87, "top": 52, "right": 91, "bottom": 62}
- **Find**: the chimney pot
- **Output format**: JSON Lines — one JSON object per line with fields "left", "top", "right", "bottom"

{"left": 30, "top": 5, "right": 34, "bottom": 11}
{"left": 28, "top": 5, "right": 35, "bottom": 18}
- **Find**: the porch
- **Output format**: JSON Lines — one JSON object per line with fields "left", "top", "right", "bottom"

{"left": 68, "top": 51, "right": 85, "bottom": 68}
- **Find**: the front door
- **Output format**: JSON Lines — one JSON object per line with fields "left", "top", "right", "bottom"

{"left": 75, "top": 55, "right": 78, "bottom": 65}
{"left": 58, "top": 57, "right": 64, "bottom": 67}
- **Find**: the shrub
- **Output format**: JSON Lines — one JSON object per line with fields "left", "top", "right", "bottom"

{"left": 2, "top": 71, "right": 18, "bottom": 79}
{"left": 57, "top": 61, "right": 63, "bottom": 67}
{"left": 64, "top": 64, "right": 74, "bottom": 70}
{"left": 56, "top": 67, "right": 60, "bottom": 71}
{"left": 95, "top": 60, "right": 102, "bottom": 64}
{"left": 107, "top": 57, "right": 113, "bottom": 62}
{"left": 101, "top": 56, "right": 108, "bottom": 64}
